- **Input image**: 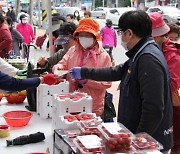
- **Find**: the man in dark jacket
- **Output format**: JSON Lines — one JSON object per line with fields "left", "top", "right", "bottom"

{"left": 6, "top": 6, "right": 16, "bottom": 23}
{"left": 149, "top": 12, "right": 180, "bottom": 154}
{"left": 0, "top": 70, "right": 60, "bottom": 92}
{"left": 69, "top": 10, "right": 173, "bottom": 153}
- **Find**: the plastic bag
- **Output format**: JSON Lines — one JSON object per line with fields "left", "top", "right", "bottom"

{"left": 101, "top": 92, "right": 116, "bottom": 122}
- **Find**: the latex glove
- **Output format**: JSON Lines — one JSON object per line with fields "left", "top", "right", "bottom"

{"left": 42, "top": 73, "right": 58, "bottom": 85}
{"left": 17, "top": 70, "right": 27, "bottom": 76}
{"left": 69, "top": 67, "right": 82, "bottom": 79}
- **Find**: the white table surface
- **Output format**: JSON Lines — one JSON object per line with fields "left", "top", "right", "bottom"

{"left": 0, "top": 98, "right": 53, "bottom": 154}
{"left": 0, "top": 98, "right": 163, "bottom": 154}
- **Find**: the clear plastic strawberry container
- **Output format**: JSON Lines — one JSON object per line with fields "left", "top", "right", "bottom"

{"left": 74, "top": 135, "right": 105, "bottom": 154}
{"left": 63, "top": 113, "right": 96, "bottom": 122}
{"left": 77, "top": 119, "right": 102, "bottom": 137}
{"left": 133, "top": 133, "right": 163, "bottom": 151}
{"left": 98, "top": 122, "right": 133, "bottom": 153}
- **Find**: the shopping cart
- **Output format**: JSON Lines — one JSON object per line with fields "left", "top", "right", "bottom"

{"left": 20, "top": 43, "right": 37, "bottom": 62}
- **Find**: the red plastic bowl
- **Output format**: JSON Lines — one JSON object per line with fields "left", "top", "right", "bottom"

{"left": 5, "top": 95, "right": 26, "bottom": 104}
{"left": 3, "top": 110, "right": 33, "bottom": 127}
{"left": 0, "top": 93, "right": 3, "bottom": 101}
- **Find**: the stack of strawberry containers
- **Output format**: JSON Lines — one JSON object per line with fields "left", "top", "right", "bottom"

{"left": 78, "top": 119, "right": 102, "bottom": 137}
{"left": 52, "top": 92, "right": 97, "bottom": 130}
{"left": 98, "top": 122, "right": 134, "bottom": 153}
{"left": 36, "top": 81, "right": 69, "bottom": 119}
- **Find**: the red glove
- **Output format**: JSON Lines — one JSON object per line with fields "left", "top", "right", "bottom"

{"left": 42, "top": 74, "right": 58, "bottom": 85}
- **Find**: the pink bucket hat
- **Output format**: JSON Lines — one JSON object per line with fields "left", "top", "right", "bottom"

{"left": 148, "top": 12, "right": 170, "bottom": 37}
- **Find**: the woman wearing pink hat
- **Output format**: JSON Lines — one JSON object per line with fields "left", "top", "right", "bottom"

{"left": 52, "top": 18, "right": 112, "bottom": 116}
{"left": 149, "top": 12, "right": 180, "bottom": 154}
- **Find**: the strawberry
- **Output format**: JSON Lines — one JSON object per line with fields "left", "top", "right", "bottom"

{"left": 108, "top": 143, "right": 116, "bottom": 150}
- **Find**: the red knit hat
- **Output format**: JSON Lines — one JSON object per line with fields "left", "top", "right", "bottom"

{"left": 73, "top": 18, "right": 101, "bottom": 41}
{"left": 148, "top": 12, "right": 170, "bottom": 37}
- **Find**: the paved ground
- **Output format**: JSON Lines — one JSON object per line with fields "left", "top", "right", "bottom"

{"left": 30, "top": 27, "right": 121, "bottom": 121}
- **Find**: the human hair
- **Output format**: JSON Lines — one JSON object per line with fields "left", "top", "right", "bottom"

{"left": 21, "top": 10, "right": 27, "bottom": 13}
{"left": 167, "top": 23, "right": 180, "bottom": 36}
{"left": 106, "top": 19, "right": 112, "bottom": 27}
{"left": 74, "top": 10, "right": 80, "bottom": 21}
{"left": 52, "top": 13, "right": 66, "bottom": 22}
{"left": 20, "top": 14, "right": 27, "bottom": 20}
{"left": 74, "top": 10, "right": 79, "bottom": 16}
{"left": 66, "top": 14, "right": 75, "bottom": 19}
{"left": 5, "top": 16, "right": 13, "bottom": 26}
{"left": 84, "top": 11, "right": 91, "bottom": 17}
{"left": 0, "top": 14, "right": 5, "bottom": 24}
{"left": 118, "top": 10, "right": 152, "bottom": 38}
{"left": 59, "top": 22, "right": 77, "bottom": 35}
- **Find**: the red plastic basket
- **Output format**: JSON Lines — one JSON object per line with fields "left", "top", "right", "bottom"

{"left": 5, "top": 95, "right": 26, "bottom": 104}
{"left": 3, "top": 110, "right": 32, "bottom": 127}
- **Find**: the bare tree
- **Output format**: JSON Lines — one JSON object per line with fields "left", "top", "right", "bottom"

{"left": 15, "top": 0, "right": 20, "bottom": 19}
{"left": 29, "top": 0, "right": 34, "bottom": 25}
{"left": 118, "top": 0, "right": 123, "bottom": 7}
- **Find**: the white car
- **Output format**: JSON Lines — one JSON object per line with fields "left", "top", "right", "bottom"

{"left": 106, "top": 7, "right": 136, "bottom": 26}
{"left": 91, "top": 7, "right": 110, "bottom": 18}
{"left": 54, "top": 6, "right": 84, "bottom": 18}
{"left": 146, "top": 6, "right": 180, "bottom": 25}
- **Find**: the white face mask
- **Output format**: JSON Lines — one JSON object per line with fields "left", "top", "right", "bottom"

{"left": 75, "top": 13, "right": 79, "bottom": 17}
{"left": 22, "top": 19, "right": 27, "bottom": 24}
{"left": 120, "top": 35, "right": 129, "bottom": 51}
{"left": 79, "top": 37, "right": 94, "bottom": 49}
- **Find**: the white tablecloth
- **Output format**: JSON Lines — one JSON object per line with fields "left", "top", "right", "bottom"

{"left": 0, "top": 98, "right": 53, "bottom": 154}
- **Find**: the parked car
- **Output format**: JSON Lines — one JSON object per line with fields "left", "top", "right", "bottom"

{"left": 146, "top": 6, "right": 180, "bottom": 25}
{"left": 106, "top": 7, "right": 136, "bottom": 26}
{"left": 167, "top": 3, "right": 178, "bottom": 8}
{"left": 54, "top": 6, "right": 84, "bottom": 18}
{"left": 91, "top": 7, "right": 110, "bottom": 18}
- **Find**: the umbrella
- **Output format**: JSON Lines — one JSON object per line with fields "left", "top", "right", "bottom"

{"left": 0, "top": 2, "right": 8, "bottom": 7}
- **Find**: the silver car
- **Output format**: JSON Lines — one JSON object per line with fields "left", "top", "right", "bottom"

{"left": 91, "top": 7, "right": 110, "bottom": 18}
{"left": 146, "top": 6, "right": 180, "bottom": 25}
